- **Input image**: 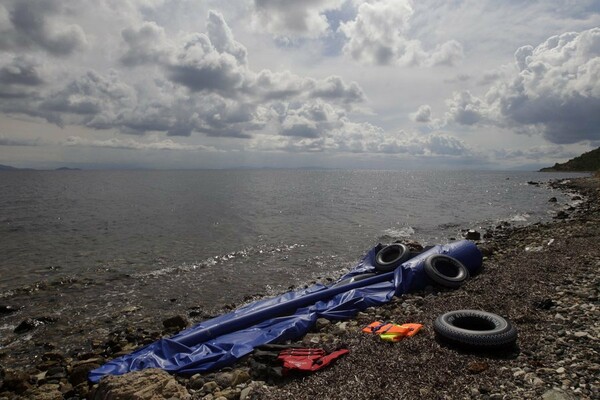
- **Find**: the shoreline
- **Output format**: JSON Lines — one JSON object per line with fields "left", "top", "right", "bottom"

{"left": 255, "top": 176, "right": 600, "bottom": 400}
{"left": 1, "top": 175, "right": 598, "bottom": 399}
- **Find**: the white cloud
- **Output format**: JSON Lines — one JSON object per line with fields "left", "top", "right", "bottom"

{"left": 63, "top": 136, "right": 216, "bottom": 151}
{"left": 252, "top": 0, "right": 344, "bottom": 40}
{"left": 339, "top": 0, "right": 463, "bottom": 67}
{"left": 411, "top": 104, "right": 431, "bottom": 122}
{"left": 0, "top": 9, "right": 367, "bottom": 144}
{"left": 120, "top": 21, "right": 170, "bottom": 67}
{"left": 1, "top": 0, "right": 600, "bottom": 169}
{"left": 445, "top": 91, "right": 490, "bottom": 126}
{"left": 445, "top": 28, "right": 600, "bottom": 144}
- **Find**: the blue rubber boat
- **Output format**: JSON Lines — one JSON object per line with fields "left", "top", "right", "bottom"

{"left": 89, "top": 240, "right": 482, "bottom": 382}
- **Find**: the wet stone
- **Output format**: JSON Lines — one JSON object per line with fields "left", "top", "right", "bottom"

{"left": 69, "top": 362, "right": 101, "bottom": 386}
{"left": 1, "top": 369, "right": 32, "bottom": 394}
{"left": 0, "top": 305, "right": 19, "bottom": 315}
{"left": 188, "top": 373, "right": 205, "bottom": 390}
{"left": 465, "top": 229, "right": 481, "bottom": 240}
{"left": 14, "top": 318, "right": 43, "bottom": 334}
{"left": 315, "top": 318, "right": 330, "bottom": 331}
{"left": 202, "top": 381, "right": 219, "bottom": 394}
{"left": 215, "top": 371, "right": 234, "bottom": 388}
{"left": 162, "top": 315, "right": 189, "bottom": 330}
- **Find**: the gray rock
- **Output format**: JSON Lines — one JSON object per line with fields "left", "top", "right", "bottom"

{"left": 202, "top": 381, "right": 219, "bottom": 394}
{"left": 215, "top": 372, "right": 234, "bottom": 388}
{"left": 542, "top": 388, "right": 576, "bottom": 400}
{"left": 188, "top": 374, "right": 205, "bottom": 391}
{"left": 231, "top": 369, "right": 250, "bottom": 386}
{"left": 514, "top": 369, "right": 526, "bottom": 378}
{"left": 89, "top": 368, "right": 190, "bottom": 399}
{"left": 533, "top": 377, "right": 545, "bottom": 387}
{"left": 240, "top": 386, "right": 253, "bottom": 400}
{"left": 214, "top": 388, "right": 239, "bottom": 400}
{"left": 315, "top": 318, "right": 330, "bottom": 331}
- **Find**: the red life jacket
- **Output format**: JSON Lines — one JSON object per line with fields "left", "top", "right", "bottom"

{"left": 277, "top": 348, "right": 349, "bottom": 374}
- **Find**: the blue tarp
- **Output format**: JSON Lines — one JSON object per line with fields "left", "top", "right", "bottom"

{"left": 89, "top": 240, "right": 481, "bottom": 382}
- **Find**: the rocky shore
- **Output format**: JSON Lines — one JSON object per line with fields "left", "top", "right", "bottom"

{"left": 1, "top": 176, "right": 598, "bottom": 399}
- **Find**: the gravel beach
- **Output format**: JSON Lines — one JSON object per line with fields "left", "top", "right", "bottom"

{"left": 1, "top": 175, "right": 598, "bottom": 399}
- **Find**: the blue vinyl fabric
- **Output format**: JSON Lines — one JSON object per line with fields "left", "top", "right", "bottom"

{"left": 89, "top": 240, "right": 481, "bottom": 382}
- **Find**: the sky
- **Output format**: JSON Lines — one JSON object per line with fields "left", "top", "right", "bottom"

{"left": 0, "top": 0, "right": 599, "bottom": 170}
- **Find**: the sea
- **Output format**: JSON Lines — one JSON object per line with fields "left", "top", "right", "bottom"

{"left": 0, "top": 169, "right": 588, "bottom": 362}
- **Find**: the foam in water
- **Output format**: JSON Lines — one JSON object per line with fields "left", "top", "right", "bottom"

{"left": 509, "top": 213, "right": 530, "bottom": 222}
{"left": 382, "top": 226, "right": 415, "bottom": 238}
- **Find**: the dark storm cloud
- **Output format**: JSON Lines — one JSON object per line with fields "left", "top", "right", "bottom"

{"left": 0, "top": 0, "right": 86, "bottom": 56}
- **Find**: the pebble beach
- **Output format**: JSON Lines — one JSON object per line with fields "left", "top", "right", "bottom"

{"left": 1, "top": 175, "right": 598, "bottom": 399}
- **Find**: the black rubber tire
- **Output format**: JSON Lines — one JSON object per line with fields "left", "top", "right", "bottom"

{"left": 434, "top": 310, "right": 518, "bottom": 349}
{"left": 374, "top": 243, "right": 411, "bottom": 272}
{"left": 424, "top": 254, "right": 469, "bottom": 288}
{"left": 331, "top": 273, "right": 377, "bottom": 288}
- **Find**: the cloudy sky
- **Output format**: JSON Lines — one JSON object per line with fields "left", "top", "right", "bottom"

{"left": 1, "top": 0, "right": 599, "bottom": 170}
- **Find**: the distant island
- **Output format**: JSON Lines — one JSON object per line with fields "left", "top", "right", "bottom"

{"left": 540, "top": 146, "right": 600, "bottom": 172}
{"left": 0, "top": 164, "right": 81, "bottom": 171}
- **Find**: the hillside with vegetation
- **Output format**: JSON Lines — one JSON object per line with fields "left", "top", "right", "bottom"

{"left": 540, "top": 147, "right": 600, "bottom": 172}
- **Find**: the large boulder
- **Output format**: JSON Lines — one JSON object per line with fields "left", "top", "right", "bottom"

{"left": 90, "top": 369, "right": 190, "bottom": 400}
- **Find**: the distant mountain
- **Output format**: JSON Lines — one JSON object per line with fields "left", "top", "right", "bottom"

{"left": 0, "top": 164, "right": 19, "bottom": 170}
{"left": 55, "top": 167, "right": 81, "bottom": 171}
{"left": 540, "top": 147, "right": 600, "bottom": 172}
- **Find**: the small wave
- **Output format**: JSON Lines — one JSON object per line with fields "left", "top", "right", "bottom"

{"left": 136, "top": 243, "right": 305, "bottom": 279}
{"left": 382, "top": 226, "right": 415, "bottom": 238}
{"left": 509, "top": 213, "right": 530, "bottom": 222}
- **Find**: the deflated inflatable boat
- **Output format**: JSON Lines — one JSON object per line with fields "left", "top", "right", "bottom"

{"left": 89, "top": 240, "right": 482, "bottom": 382}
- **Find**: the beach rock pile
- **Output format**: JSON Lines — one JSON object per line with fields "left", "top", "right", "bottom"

{"left": 1, "top": 176, "right": 598, "bottom": 399}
